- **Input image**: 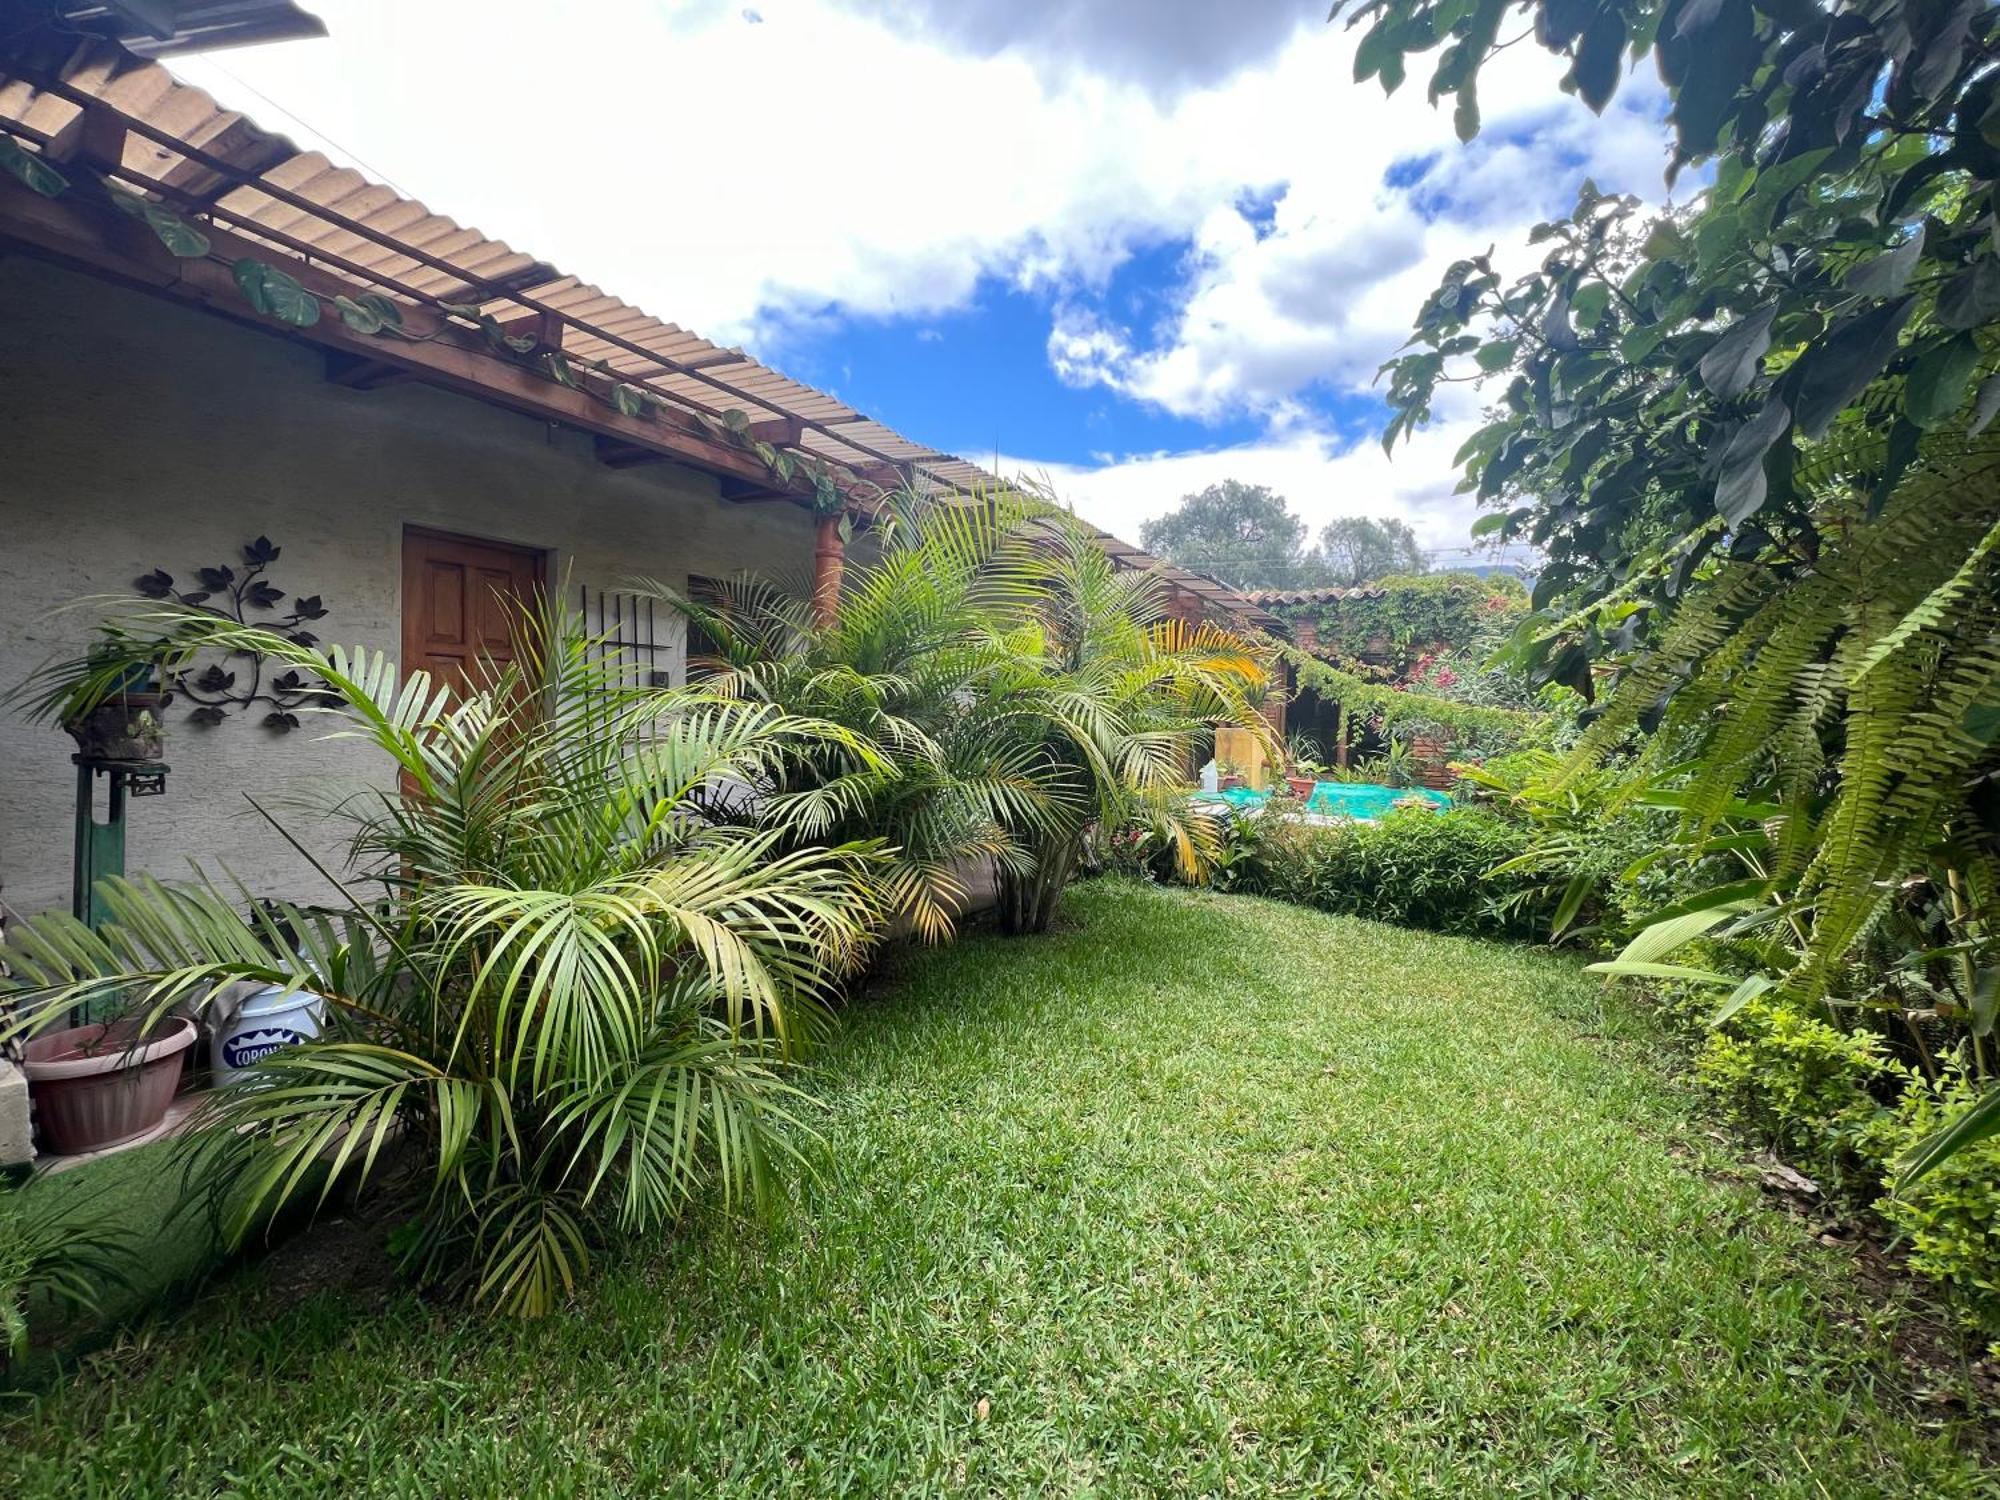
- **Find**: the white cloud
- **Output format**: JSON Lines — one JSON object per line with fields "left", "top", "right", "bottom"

{"left": 1008, "top": 391, "right": 1501, "bottom": 564}
{"left": 173, "top": 0, "right": 1297, "bottom": 342}
{"left": 1055, "top": 52, "right": 1676, "bottom": 421}
{"left": 830, "top": 0, "right": 1314, "bottom": 94}
{"left": 171, "top": 1, "right": 1683, "bottom": 551}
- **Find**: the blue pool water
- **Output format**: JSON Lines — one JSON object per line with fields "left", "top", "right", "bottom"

{"left": 1195, "top": 781, "right": 1449, "bottom": 819}
{"left": 1305, "top": 781, "right": 1449, "bottom": 818}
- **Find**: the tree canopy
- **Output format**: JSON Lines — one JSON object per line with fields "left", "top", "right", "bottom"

{"left": 1139, "top": 483, "right": 1431, "bottom": 589}
{"left": 1338, "top": 0, "right": 1999, "bottom": 688}
{"left": 1138, "top": 480, "right": 1323, "bottom": 588}
{"left": 1316, "top": 515, "right": 1429, "bottom": 586}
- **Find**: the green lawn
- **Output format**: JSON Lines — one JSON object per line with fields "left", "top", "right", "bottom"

{"left": 4, "top": 880, "right": 1990, "bottom": 1495}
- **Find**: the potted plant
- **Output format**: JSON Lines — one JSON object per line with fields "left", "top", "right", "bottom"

{"left": 19, "top": 631, "right": 173, "bottom": 763}
{"left": 20, "top": 1013, "right": 196, "bottom": 1155}
{"left": 1218, "top": 758, "right": 1247, "bottom": 791}
{"left": 1285, "top": 735, "right": 1326, "bottom": 798}
{"left": 62, "top": 663, "right": 166, "bottom": 762}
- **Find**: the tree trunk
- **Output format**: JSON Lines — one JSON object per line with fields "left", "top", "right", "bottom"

{"left": 997, "top": 833, "right": 1081, "bottom": 936}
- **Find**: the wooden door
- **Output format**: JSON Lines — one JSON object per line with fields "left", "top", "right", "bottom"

{"left": 401, "top": 527, "right": 545, "bottom": 697}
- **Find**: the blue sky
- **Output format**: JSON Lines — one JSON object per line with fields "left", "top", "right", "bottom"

{"left": 172, "top": 0, "right": 1680, "bottom": 554}
{"left": 768, "top": 248, "right": 1281, "bottom": 468}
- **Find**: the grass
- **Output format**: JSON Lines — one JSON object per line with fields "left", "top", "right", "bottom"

{"left": 20, "top": 1139, "right": 222, "bottom": 1331}
{"left": 3, "top": 879, "right": 1991, "bottom": 1495}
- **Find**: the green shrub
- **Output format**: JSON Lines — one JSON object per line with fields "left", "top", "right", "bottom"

{"left": 1858, "top": 1075, "right": 2000, "bottom": 1343}
{"left": 1693, "top": 999, "right": 1890, "bottom": 1174}
{"left": 1457, "top": 748, "right": 1689, "bottom": 945}
{"left": 1229, "top": 808, "right": 1551, "bottom": 939}
{"left": 1091, "top": 791, "right": 1226, "bottom": 888}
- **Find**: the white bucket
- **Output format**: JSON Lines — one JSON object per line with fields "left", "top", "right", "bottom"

{"left": 212, "top": 984, "right": 324, "bottom": 1084}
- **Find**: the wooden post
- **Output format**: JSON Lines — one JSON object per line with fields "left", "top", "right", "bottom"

{"left": 812, "top": 511, "right": 845, "bottom": 628}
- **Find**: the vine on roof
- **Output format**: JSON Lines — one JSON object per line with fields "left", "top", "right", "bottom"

{"left": 1269, "top": 572, "right": 1527, "bottom": 677}
{"left": 1284, "top": 646, "right": 1546, "bottom": 759}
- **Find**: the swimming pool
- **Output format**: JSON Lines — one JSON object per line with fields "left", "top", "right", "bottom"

{"left": 1304, "top": 781, "right": 1450, "bottom": 818}
{"left": 1194, "top": 781, "right": 1449, "bottom": 820}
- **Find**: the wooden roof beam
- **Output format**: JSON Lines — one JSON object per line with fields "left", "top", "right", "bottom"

{"left": 324, "top": 350, "right": 411, "bottom": 390}
{"left": 39, "top": 102, "right": 127, "bottom": 168}
{"left": 717, "top": 477, "right": 793, "bottom": 503}
{"left": 743, "top": 416, "right": 802, "bottom": 446}
{"left": 0, "top": 173, "right": 821, "bottom": 503}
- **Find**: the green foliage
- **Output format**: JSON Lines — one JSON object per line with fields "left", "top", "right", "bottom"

{"left": 1287, "top": 645, "right": 1544, "bottom": 759}
{"left": 1869, "top": 1073, "right": 2000, "bottom": 1340}
{"left": 1694, "top": 999, "right": 1892, "bottom": 1171}
{"left": 0, "top": 1176, "right": 126, "bottom": 1373}
{"left": 0, "top": 131, "right": 66, "bottom": 198}
{"left": 984, "top": 510, "right": 1275, "bottom": 933}
{"left": 648, "top": 491, "right": 1071, "bottom": 943}
{"left": 1, "top": 602, "right": 884, "bottom": 1317}
{"left": 1278, "top": 571, "right": 1526, "bottom": 682}
{"left": 1568, "top": 438, "right": 2000, "bottom": 1012}
{"left": 1457, "top": 748, "right": 1673, "bottom": 941}
{"left": 1089, "top": 787, "right": 1226, "bottom": 888}
{"left": 654, "top": 487, "right": 1273, "bottom": 940}
{"left": 1354, "top": 0, "right": 1999, "bottom": 690}
{"left": 231, "top": 259, "right": 320, "bottom": 328}
{"left": 1138, "top": 480, "right": 1324, "bottom": 590}
{"left": 107, "top": 185, "right": 210, "bottom": 259}
{"left": 1314, "top": 515, "right": 1427, "bottom": 586}
{"left": 1225, "top": 807, "right": 1553, "bottom": 939}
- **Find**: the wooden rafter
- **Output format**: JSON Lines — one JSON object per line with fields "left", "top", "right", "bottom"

{"left": 0, "top": 172, "right": 821, "bottom": 501}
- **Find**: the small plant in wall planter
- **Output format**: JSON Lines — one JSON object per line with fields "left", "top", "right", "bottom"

{"left": 13, "top": 538, "right": 335, "bottom": 754}
{"left": 58, "top": 647, "right": 167, "bottom": 762}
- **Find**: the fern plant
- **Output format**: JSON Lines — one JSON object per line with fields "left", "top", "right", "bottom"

{"left": 1574, "top": 423, "right": 2000, "bottom": 1179}
{"left": 2, "top": 601, "right": 884, "bottom": 1315}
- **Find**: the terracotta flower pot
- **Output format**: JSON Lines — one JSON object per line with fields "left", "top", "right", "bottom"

{"left": 1287, "top": 776, "right": 1317, "bottom": 798}
{"left": 22, "top": 1016, "right": 195, "bottom": 1155}
{"left": 64, "top": 691, "right": 167, "bottom": 762}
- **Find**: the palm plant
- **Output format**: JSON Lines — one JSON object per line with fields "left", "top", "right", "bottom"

{"left": 0, "top": 1176, "right": 127, "bottom": 1372}
{"left": 648, "top": 488, "right": 1274, "bottom": 939}
{"left": 980, "top": 517, "right": 1275, "bottom": 934}
{"left": 1, "top": 601, "right": 884, "bottom": 1315}
{"left": 643, "top": 490, "right": 1072, "bottom": 943}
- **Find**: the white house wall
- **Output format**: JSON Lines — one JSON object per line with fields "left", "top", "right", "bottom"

{"left": 0, "top": 256, "right": 822, "bottom": 920}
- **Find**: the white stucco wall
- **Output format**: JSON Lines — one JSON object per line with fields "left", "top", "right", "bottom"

{"left": 0, "top": 256, "right": 821, "bottom": 920}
